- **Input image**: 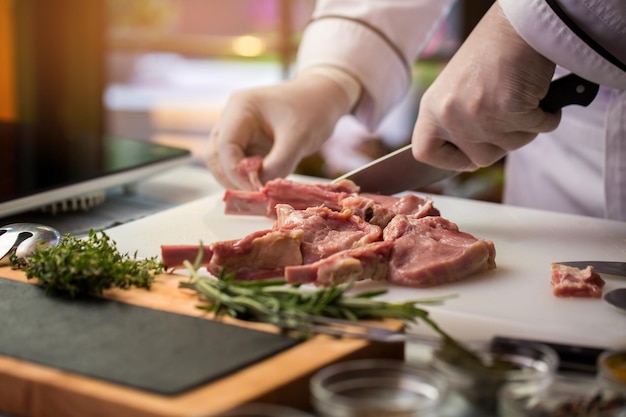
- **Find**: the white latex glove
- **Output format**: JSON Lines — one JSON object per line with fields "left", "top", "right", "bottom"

{"left": 411, "top": 2, "right": 561, "bottom": 171}
{"left": 205, "top": 67, "right": 361, "bottom": 190}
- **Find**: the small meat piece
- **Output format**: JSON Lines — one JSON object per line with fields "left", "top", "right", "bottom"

{"left": 385, "top": 193, "right": 440, "bottom": 217}
{"left": 223, "top": 177, "right": 360, "bottom": 218}
{"left": 383, "top": 215, "right": 496, "bottom": 287}
{"left": 223, "top": 190, "right": 269, "bottom": 216}
{"left": 160, "top": 244, "right": 214, "bottom": 269}
{"left": 265, "top": 178, "right": 358, "bottom": 213}
{"left": 551, "top": 263, "right": 605, "bottom": 298}
{"left": 342, "top": 193, "right": 440, "bottom": 228}
{"left": 208, "top": 228, "right": 304, "bottom": 280}
{"left": 237, "top": 156, "right": 264, "bottom": 190}
{"left": 285, "top": 241, "right": 393, "bottom": 286}
{"left": 275, "top": 204, "right": 382, "bottom": 264}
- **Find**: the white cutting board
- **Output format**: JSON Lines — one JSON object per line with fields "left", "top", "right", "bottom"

{"left": 106, "top": 174, "right": 626, "bottom": 349}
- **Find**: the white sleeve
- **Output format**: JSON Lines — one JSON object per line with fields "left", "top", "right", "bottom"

{"left": 499, "top": 0, "right": 626, "bottom": 89}
{"left": 296, "top": 0, "right": 456, "bottom": 129}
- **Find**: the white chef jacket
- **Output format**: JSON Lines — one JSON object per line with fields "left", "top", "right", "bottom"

{"left": 296, "top": 0, "right": 456, "bottom": 129}
{"left": 296, "top": 0, "right": 626, "bottom": 220}
{"left": 500, "top": 0, "right": 626, "bottom": 220}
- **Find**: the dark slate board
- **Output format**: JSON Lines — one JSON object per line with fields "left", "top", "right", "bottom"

{"left": 0, "top": 278, "right": 300, "bottom": 395}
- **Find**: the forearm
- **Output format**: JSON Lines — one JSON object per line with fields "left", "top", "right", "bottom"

{"left": 499, "top": 0, "right": 626, "bottom": 89}
{"left": 296, "top": 0, "right": 456, "bottom": 129}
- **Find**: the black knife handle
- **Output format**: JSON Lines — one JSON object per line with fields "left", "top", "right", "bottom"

{"left": 539, "top": 73, "right": 600, "bottom": 113}
{"left": 492, "top": 336, "right": 605, "bottom": 375}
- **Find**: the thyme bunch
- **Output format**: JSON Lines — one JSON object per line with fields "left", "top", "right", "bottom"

{"left": 11, "top": 229, "right": 164, "bottom": 297}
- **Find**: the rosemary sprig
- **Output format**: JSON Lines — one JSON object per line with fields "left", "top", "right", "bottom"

{"left": 180, "top": 245, "right": 488, "bottom": 369}
{"left": 11, "top": 229, "right": 164, "bottom": 298}
{"left": 180, "top": 267, "right": 451, "bottom": 325}
{"left": 178, "top": 245, "right": 454, "bottom": 338}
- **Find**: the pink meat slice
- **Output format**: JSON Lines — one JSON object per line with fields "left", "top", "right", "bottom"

{"left": 223, "top": 176, "right": 360, "bottom": 218}
{"left": 223, "top": 190, "right": 269, "bottom": 216}
{"left": 160, "top": 244, "right": 214, "bottom": 269}
{"left": 285, "top": 241, "right": 393, "bottom": 286}
{"left": 383, "top": 215, "right": 496, "bottom": 287}
{"left": 550, "top": 263, "right": 605, "bottom": 298}
{"left": 265, "top": 178, "right": 357, "bottom": 213}
{"left": 341, "top": 193, "right": 440, "bottom": 228}
{"left": 207, "top": 228, "right": 304, "bottom": 280}
{"left": 275, "top": 204, "right": 383, "bottom": 265}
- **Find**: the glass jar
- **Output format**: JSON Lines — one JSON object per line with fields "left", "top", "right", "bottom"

{"left": 430, "top": 339, "right": 558, "bottom": 415}
{"left": 500, "top": 373, "right": 626, "bottom": 417}
{"left": 310, "top": 359, "right": 447, "bottom": 417}
{"left": 598, "top": 350, "right": 626, "bottom": 394}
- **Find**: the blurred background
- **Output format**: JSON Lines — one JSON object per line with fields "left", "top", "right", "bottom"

{"left": 1, "top": 0, "right": 502, "bottom": 203}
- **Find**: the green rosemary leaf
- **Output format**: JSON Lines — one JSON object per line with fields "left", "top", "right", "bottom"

{"left": 179, "top": 251, "right": 451, "bottom": 332}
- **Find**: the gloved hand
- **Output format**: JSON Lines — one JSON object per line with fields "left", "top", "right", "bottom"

{"left": 411, "top": 2, "right": 561, "bottom": 171}
{"left": 205, "top": 67, "right": 360, "bottom": 190}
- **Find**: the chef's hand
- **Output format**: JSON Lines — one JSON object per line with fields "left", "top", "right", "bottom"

{"left": 411, "top": 2, "right": 560, "bottom": 171}
{"left": 205, "top": 67, "right": 360, "bottom": 190}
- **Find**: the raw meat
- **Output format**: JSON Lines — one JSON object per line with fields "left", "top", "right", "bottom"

{"left": 223, "top": 175, "right": 441, "bottom": 229}
{"left": 223, "top": 190, "right": 269, "bottom": 216}
{"left": 285, "top": 241, "right": 393, "bottom": 285}
{"left": 341, "top": 193, "right": 439, "bottom": 228}
{"left": 163, "top": 173, "right": 496, "bottom": 288}
{"left": 551, "top": 263, "right": 605, "bottom": 298}
{"left": 208, "top": 228, "right": 304, "bottom": 280}
{"left": 224, "top": 178, "right": 359, "bottom": 218}
{"left": 383, "top": 215, "right": 496, "bottom": 287}
{"left": 160, "top": 244, "right": 213, "bottom": 269}
{"left": 275, "top": 204, "right": 382, "bottom": 264}
{"left": 167, "top": 204, "right": 384, "bottom": 281}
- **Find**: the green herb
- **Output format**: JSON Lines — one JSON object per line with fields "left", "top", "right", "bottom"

{"left": 180, "top": 245, "right": 490, "bottom": 371}
{"left": 11, "top": 229, "right": 164, "bottom": 298}
{"left": 179, "top": 245, "right": 457, "bottom": 337}
{"left": 181, "top": 267, "right": 450, "bottom": 324}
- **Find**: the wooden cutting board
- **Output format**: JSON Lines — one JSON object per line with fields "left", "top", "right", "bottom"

{"left": 0, "top": 268, "right": 403, "bottom": 417}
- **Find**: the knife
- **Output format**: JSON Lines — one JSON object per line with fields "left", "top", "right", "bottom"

{"left": 334, "top": 73, "right": 600, "bottom": 194}
{"left": 492, "top": 336, "right": 605, "bottom": 375}
{"left": 555, "top": 261, "right": 626, "bottom": 277}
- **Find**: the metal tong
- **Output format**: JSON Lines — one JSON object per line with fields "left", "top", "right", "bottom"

{"left": 0, "top": 223, "right": 61, "bottom": 264}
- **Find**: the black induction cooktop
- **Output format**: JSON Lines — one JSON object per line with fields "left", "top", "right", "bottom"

{"left": 0, "top": 121, "right": 192, "bottom": 217}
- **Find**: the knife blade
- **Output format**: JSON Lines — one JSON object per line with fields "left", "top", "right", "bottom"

{"left": 555, "top": 261, "right": 626, "bottom": 277}
{"left": 333, "top": 73, "right": 599, "bottom": 194}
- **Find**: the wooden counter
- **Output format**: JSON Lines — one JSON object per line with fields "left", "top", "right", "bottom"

{"left": 0, "top": 267, "right": 403, "bottom": 417}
